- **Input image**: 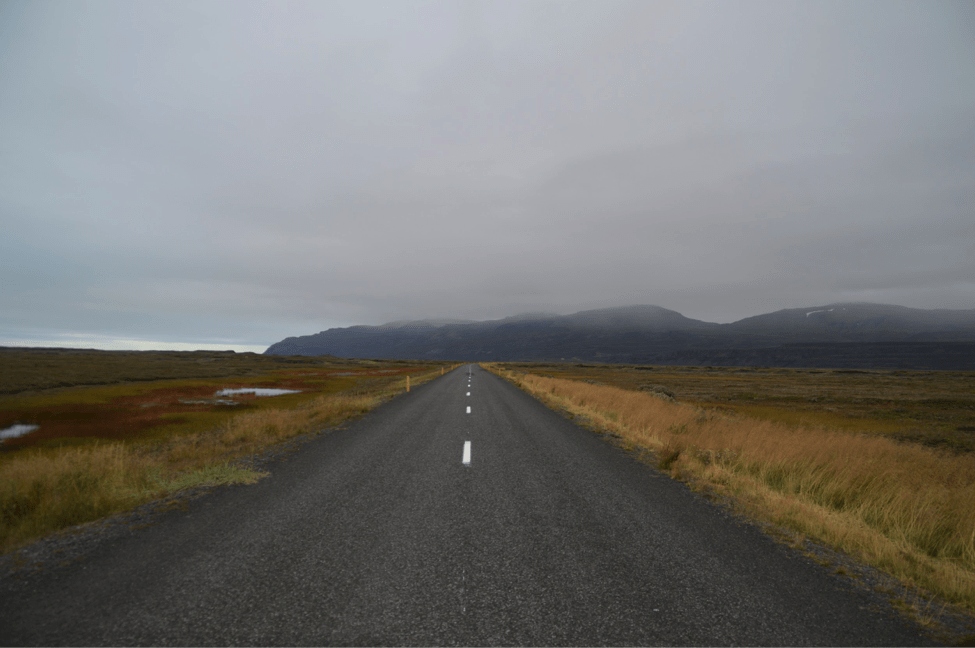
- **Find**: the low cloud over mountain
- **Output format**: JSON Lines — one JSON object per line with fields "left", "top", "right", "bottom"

{"left": 265, "top": 303, "right": 975, "bottom": 370}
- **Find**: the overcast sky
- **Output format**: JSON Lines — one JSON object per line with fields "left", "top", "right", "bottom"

{"left": 1, "top": 0, "right": 973, "bottom": 352}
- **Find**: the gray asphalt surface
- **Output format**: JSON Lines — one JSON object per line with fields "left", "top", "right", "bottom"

{"left": 0, "top": 365, "right": 937, "bottom": 645}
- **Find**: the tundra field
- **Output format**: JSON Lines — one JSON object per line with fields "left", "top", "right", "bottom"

{"left": 3, "top": 350, "right": 975, "bottom": 635}
{"left": 492, "top": 362, "right": 975, "bottom": 454}
{"left": 0, "top": 348, "right": 451, "bottom": 554}
{"left": 486, "top": 362, "right": 975, "bottom": 628}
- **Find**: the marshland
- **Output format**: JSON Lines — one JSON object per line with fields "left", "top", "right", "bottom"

{"left": 0, "top": 347, "right": 451, "bottom": 554}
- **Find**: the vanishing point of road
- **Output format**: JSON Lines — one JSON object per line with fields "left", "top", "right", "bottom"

{"left": 0, "top": 366, "right": 935, "bottom": 645}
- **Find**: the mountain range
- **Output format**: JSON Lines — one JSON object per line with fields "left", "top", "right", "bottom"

{"left": 264, "top": 303, "right": 975, "bottom": 370}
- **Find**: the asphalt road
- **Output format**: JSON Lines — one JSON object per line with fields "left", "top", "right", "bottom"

{"left": 0, "top": 365, "right": 936, "bottom": 645}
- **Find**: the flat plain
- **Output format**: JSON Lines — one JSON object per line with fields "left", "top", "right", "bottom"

{"left": 0, "top": 365, "right": 945, "bottom": 646}
{"left": 496, "top": 362, "right": 975, "bottom": 454}
{"left": 3, "top": 350, "right": 974, "bottom": 643}
{"left": 0, "top": 347, "right": 449, "bottom": 553}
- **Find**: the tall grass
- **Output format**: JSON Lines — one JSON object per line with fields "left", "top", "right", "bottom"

{"left": 0, "top": 367, "right": 446, "bottom": 554}
{"left": 0, "top": 444, "right": 155, "bottom": 548}
{"left": 490, "top": 367, "right": 975, "bottom": 613}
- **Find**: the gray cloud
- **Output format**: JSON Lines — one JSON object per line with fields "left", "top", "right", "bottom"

{"left": 1, "top": 0, "right": 973, "bottom": 351}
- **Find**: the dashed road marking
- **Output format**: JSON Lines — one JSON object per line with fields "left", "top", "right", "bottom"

{"left": 462, "top": 441, "right": 471, "bottom": 465}
{"left": 466, "top": 406, "right": 471, "bottom": 413}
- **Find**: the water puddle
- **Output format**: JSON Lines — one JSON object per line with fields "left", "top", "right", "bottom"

{"left": 215, "top": 388, "right": 301, "bottom": 397}
{"left": 1, "top": 424, "right": 39, "bottom": 441}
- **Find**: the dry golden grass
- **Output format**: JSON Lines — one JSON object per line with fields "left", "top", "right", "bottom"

{"left": 0, "top": 365, "right": 450, "bottom": 554}
{"left": 499, "top": 362, "right": 975, "bottom": 454}
{"left": 487, "top": 365, "right": 975, "bottom": 614}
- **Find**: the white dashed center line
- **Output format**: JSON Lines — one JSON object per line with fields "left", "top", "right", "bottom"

{"left": 466, "top": 392, "right": 470, "bottom": 396}
{"left": 462, "top": 441, "right": 471, "bottom": 465}
{"left": 466, "top": 406, "right": 471, "bottom": 413}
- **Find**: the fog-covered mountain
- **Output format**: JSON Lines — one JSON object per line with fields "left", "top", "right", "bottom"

{"left": 265, "top": 303, "right": 975, "bottom": 369}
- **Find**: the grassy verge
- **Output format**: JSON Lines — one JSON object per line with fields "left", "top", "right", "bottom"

{"left": 486, "top": 364, "right": 975, "bottom": 619}
{"left": 495, "top": 362, "right": 975, "bottom": 454}
{"left": 0, "top": 365, "right": 450, "bottom": 554}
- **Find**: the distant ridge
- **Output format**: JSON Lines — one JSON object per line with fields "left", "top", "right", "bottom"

{"left": 265, "top": 303, "right": 975, "bottom": 370}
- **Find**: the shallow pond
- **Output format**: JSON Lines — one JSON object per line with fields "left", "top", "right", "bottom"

{"left": 215, "top": 388, "right": 302, "bottom": 397}
{"left": 1, "top": 424, "right": 39, "bottom": 441}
